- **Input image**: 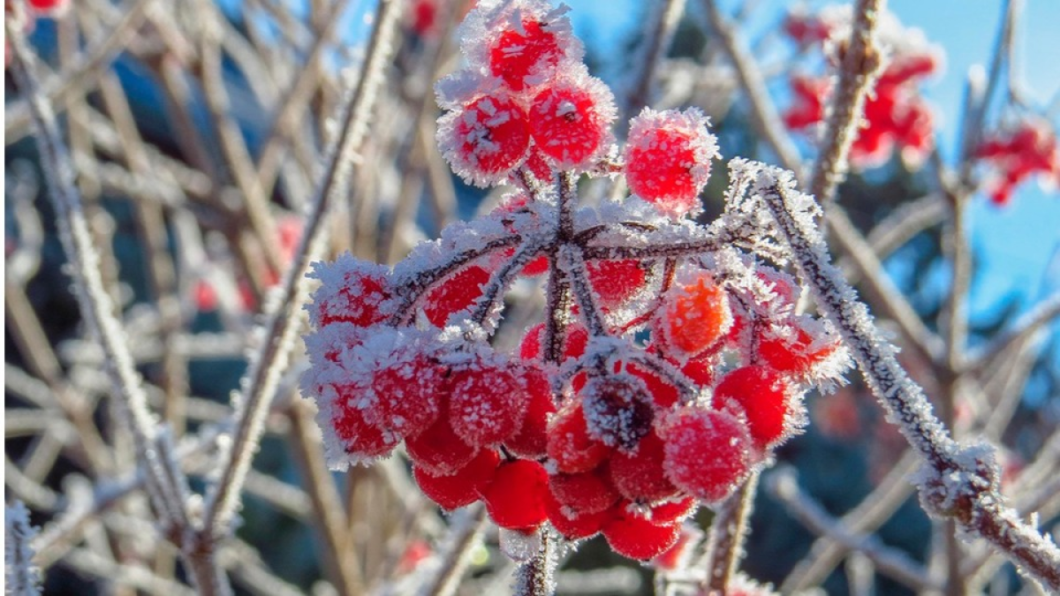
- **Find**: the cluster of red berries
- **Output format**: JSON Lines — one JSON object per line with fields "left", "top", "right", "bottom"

{"left": 302, "top": 0, "right": 846, "bottom": 564}
{"left": 782, "top": 6, "right": 940, "bottom": 168}
{"left": 975, "top": 117, "right": 1060, "bottom": 206}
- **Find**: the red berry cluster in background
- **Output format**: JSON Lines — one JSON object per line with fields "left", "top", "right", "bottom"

{"left": 782, "top": 5, "right": 941, "bottom": 169}
{"left": 975, "top": 117, "right": 1060, "bottom": 206}
{"left": 302, "top": 0, "right": 847, "bottom": 563}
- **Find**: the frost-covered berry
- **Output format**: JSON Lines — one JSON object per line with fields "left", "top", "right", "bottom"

{"left": 602, "top": 506, "right": 681, "bottom": 561}
{"left": 438, "top": 93, "right": 531, "bottom": 186}
{"left": 413, "top": 449, "right": 500, "bottom": 510}
{"left": 656, "top": 274, "right": 732, "bottom": 360}
{"left": 647, "top": 496, "right": 697, "bottom": 523}
{"left": 545, "top": 490, "right": 609, "bottom": 540}
{"left": 625, "top": 108, "right": 719, "bottom": 216}
{"left": 608, "top": 431, "right": 680, "bottom": 503}
{"left": 405, "top": 414, "right": 479, "bottom": 476}
{"left": 586, "top": 259, "right": 648, "bottom": 308}
{"left": 449, "top": 357, "right": 528, "bottom": 446}
{"left": 652, "top": 525, "right": 699, "bottom": 571}
{"left": 581, "top": 375, "right": 655, "bottom": 450}
{"left": 483, "top": 460, "right": 550, "bottom": 531}
{"left": 757, "top": 318, "right": 839, "bottom": 377}
{"left": 362, "top": 352, "right": 445, "bottom": 439}
{"left": 505, "top": 365, "right": 556, "bottom": 458}
{"left": 547, "top": 402, "right": 611, "bottom": 474}
{"left": 308, "top": 256, "right": 393, "bottom": 329}
{"left": 549, "top": 468, "right": 620, "bottom": 515}
{"left": 528, "top": 70, "right": 615, "bottom": 168}
{"left": 328, "top": 388, "right": 396, "bottom": 459}
{"left": 713, "top": 366, "right": 791, "bottom": 449}
{"left": 424, "top": 264, "right": 491, "bottom": 327}
{"left": 488, "top": 14, "right": 563, "bottom": 91}
{"left": 661, "top": 409, "right": 753, "bottom": 502}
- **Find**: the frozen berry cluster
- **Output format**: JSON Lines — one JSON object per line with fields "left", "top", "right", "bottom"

{"left": 783, "top": 5, "right": 941, "bottom": 168}
{"left": 302, "top": 0, "right": 847, "bottom": 563}
{"left": 975, "top": 117, "right": 1060, "bottom": 206}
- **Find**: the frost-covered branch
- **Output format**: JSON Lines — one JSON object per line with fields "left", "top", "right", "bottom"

{"left": 754, "top": 164, "right": 1060, "bottom": 591}
{"left": 5, "top": 502, "right": 42, "bottom": 596}
{"left": 808, "top": 0, "right": 886, "bottom": 207}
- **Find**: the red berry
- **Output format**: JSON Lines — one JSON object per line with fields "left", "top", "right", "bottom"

{"left": 483, "top": 460, "right": 549, "bottom": 531}
{"left": 546, "top": 402, "right": 611, "bottom": 474}
{"left": 603, "top": 506, "right": 681, "bottom": 561}
{"left": 488, "top": 16, "right": 563, "bottom": 91}
{"left": 648, "top": 496, "right": 697, "bottom": 523}
{"left": 608, "top": 432, "right": 680, "bottom": 503}
{"left": 656, "top": 274, "right": 732, "bottom": 360}
{"left": 580, "top": 375, "right": 655, "bottom": 450}
{"left": 714, "top": 366, "right": 791, "bottom": 449}
{"left": 505, "top": 365, "right": 556, "bottom": 458}
{"left": 449, "top": 359, "right": 528, "bottom": 447}
{"left": 414, "top": 449, "right": 500, "bottom": 510}
{"left": 309, "top": 256, "right": 392, "bottom": 329}
{"left": 757, "top": 319, "right": 839, "bottom": 376}
{"left": 625, "top": 108, "right": 718, "bottom": 216}
{"left": 438, "top": 93, "right": 531, "bottom": 186}
{"left": 545, "top": 490, "right": 609, "bottom": 540}
{"left": 329, "top": 387, "right": 396, "bottom": 459}
{"left": 624, "top": 361, "right": 680, "bottom": 409}
{"left": 364, "top": 353, "right": 445, "bottom": 439}
{"left": 405, "top": 414, "right": 478, "bottom": 475}
{"left": 652, "top": 526, "right": 698, "bottom": 570}
{"left": 528, "top": 72, "right": 615, "bottom": 168}
{"left": 549, "top": 468, "right": 620, "bottom": 515}
{"left": 521, "top": 147, "right": 556, "bottom": 185}
{"left": 519, "top": 322, "right": 588, "bottom": 362}
{"left": 586, "top": 259, "right": 648, "bottom": 308}
{"left": 424, "top": 265, "right": 491, "bottom": 327}
{"left": 661, "top": 409, "right": 753, "bottom": 503}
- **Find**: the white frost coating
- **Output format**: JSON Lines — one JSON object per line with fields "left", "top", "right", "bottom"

{"left": 5, "top": 501, "right": 41, "bottom": 596}
{"left": 500, "top": 527, "right": 543, "bottom": 563}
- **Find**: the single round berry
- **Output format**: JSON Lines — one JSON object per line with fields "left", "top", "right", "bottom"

{"left": 483, "top": 460, "right": 550, "bottom": 531}
{"left": 608, "top": 431, "right": 680, "bottom": 503}
{"left": 580, "top": 375, "right": 655, "bottom": 450}
{"left": 438, "top": 93, "right": 531, "bottom": 186}
{"left": 586, "top": 259, "right": 648, "bottom": 308}
{"left": 424, "top": 265, "right": 491, "bottom": 327}
{"left": 549, "top": 468, "right": 620, "bottom": 515}
{"left": 528, "top": 73, "right": 615, "bottom": 168}
{"left": 547, "top": 402, "right": 611, "bottom": 474}
{"left": 714, "top": 366, "right": 791, "bottom": 449}
{"left": 625, "top": 108, "right": 718, "bottom": 216}
{"left": 488, "top": 16, "right": 563, "bottom": 91}
{"left": 449, "top": 360, "right": 528, "bottom": 447}
{"left": 413, "top": 449, "right": 500, "bottom": 510}
{"left": 603, "top": 506, "right": 681, "bottom": 561}
{"left": 309, "top": 256, "right": 392, "bottom": 329}
{"left": 661, "top": 409, "right": 753, "bottom": 503}
{"left": 329, "top": 388, "right": 395, "bottom": 458}
{"left": 505, "top": 365, "right": 556, "bottom": 459}
{"left": 364, "top": 353, "right": 444, "bottom": 439}
{"left": 625, "top": 361, "right": 680, "bottom": 409}
{"left": 545, "top": 490, "right": 609, "bottom": 540}
{"left": 657, "top": 275, "right": 732, "bottom": 360}
{"left": 405, "top": 414, "right": 479, "bottom": 476}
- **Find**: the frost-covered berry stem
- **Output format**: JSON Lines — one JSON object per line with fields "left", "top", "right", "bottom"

{"left": 512, "top": 529, "right": 556, "bottom": 596}
{"left": 701, "top": 473, "right": 758, "bottom": 594}
{"left": 808, "top": 0, "right": 886, "bottom": 208}
{"left": 757, "top": 171, "right": 1060, "bottom": 591}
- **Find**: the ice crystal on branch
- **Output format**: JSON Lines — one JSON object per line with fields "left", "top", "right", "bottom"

{"left": 301, "top": 0, "right": 850, "bottom": 564}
